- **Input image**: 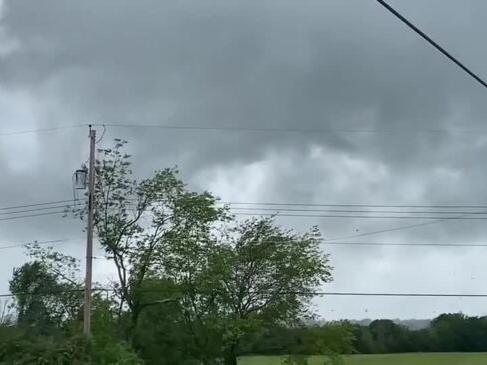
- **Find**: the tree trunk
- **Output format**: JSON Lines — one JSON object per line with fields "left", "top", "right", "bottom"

{"left": 223, "top": 343, "right": 238, "bottom": 365}
{"left": 125, "top": 303, "right": 141, "bottom": 344}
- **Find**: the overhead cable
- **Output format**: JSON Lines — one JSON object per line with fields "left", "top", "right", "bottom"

{"left": 376, "top": 0, "right": 487, "bottom": 89}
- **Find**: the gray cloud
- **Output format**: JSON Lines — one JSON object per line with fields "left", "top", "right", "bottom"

{"left": 1, "top": 0, "right": 487, "bottom": 319}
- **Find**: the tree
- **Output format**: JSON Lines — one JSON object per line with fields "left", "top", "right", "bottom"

{"left": 238, "top": 322, "right": 354, "bottom": 359}
{"left": 75, "top": 139, "right": 227, "bottom": 336}
{"left": 74, "top": 139, "right": 333, "bottom": 364}
{"left": 9, "top": 244, "right": 83, "bottom": 334}
{"left": 429, "top": 313, "right": 487, "bottom": 352}
{"left": 211, "top": 218, "right": 333, "bottom": 365}
{"left": 131, "top": 279, "right": 197, "bottom": 365}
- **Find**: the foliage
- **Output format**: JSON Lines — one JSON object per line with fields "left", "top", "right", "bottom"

{"left": 131, "top": 279, "right": 196, "bottom": 364}
{"left": 6, "top": 242, "right": 143, "bottom": 364}
{"left": 5, "top": 139, "right": 334, "bottom": 365}
{"left": 9, "top": 244, "right": 83, "bottom": 333}
{"left": 90, "top": 297, "right": 143, "bottom": 364}
{"left": 82, "top": 140, "right": 333, "bottom": 365}
{"left": 0, "top": 334, "right": 89, "bottom": 364}
{"left": 351, "top": 313, "right": 487, "bottom": 354}
{"left": 239, "top": 322, "right": 355, "bottom": 358}
{"left": 164, "top": 217, "right": 333, "bottom": 364}
{"left": 217, "top": 218, "right": 332, "bottom": 323}
{"left": 76, "top": 139, "right": 228, "bottom": 334}
{"left": 0, "top": 332, "right": 141, "bottom": 365}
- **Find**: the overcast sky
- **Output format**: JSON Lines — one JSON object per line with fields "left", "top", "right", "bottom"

{"left": 1, "top": 0, "right": 487, "bottom": 320}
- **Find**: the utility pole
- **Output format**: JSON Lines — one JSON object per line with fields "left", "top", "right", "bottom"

{"left": 83, "top": 125, "right": 96, "bottom": 336}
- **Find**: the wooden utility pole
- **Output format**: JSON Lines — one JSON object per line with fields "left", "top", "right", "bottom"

{"left": 83, "top": 125, "right": 96, "bottom": 336}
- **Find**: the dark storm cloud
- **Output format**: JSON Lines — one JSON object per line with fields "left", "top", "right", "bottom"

{"left": 1, "top": 0, "right": 487, "bottom": 318}
{"left": 1, "top": 0, "right": 476, "bottom": 169}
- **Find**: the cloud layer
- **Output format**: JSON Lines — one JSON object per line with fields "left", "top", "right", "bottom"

{"left": 1, "top": 0, "right": 487, "bottom": 319}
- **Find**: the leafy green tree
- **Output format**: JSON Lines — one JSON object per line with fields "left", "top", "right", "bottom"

{"left": 239, "top": 322, "right": 354, "bottom": 360}
{"left": 211, "top": 218, "right": 333, "bottom": 365}
{"left": 131, "top": 279, "right": 198, "bottom": 364}
{"left": 0, "top": 334, "right": 90, "bottom": 364}
{"left": 80, "top": 140, "right": 227, "bottom": 345}
{"left": 5, "top": 278, "right": 142, "bottom": 364}
{"left": 74, "top": 140, "right": 333, "bottom": 365}
{"left": 429, "top": 313, "right": 485, "bottom": 352}
{"left": 307, "top": 322, "right": 355, "bottom": 355}
{"left": 352, "top": 325, "right": 376, "bottom": 353}
{"left": 367, "top": 320, "right": 412, "bottom": 353}
{"left": 89, "top": 296, "right": 143, "bottom": 364}
{"left": 146, "top": 216, "right": 332, "bottom": 365}
{"left": 0, "top": 331, "right": 141, "bottom": 365}
{"left": 9, "top": 244, "right": 83, "bottom": 334}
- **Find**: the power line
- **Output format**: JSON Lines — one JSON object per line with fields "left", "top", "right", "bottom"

{"left": 0, "top": 287, "right": 109, "bottom": 299}
{"left": 101, "top": 123, "right": 393, "bottom": 134}
{"left": 233, "top": 212, "right": 487, "bottom": 220}
{"left": 0, "top": 211, "right": 66, "bottom": 222}
{"left": 218, "top": 239, "right": 487, "bottom": 248}
{"left": 132, "top": 288, "right": 487, "bottom": 298}
{"left": 324, "top": 241, "right": 487, "bottom": 248}
{"left": 0, "top": 125, "right": 84, "bottom": 137}
{"left": 7, "top": 196, "right": 487, "bottom": 227}
{"left": 226, "top": 201, "right": 487, "bottom": 209}
{"left": 0, "top": 239, "right": 74, "bottom": 251}
{"left": 98, "top": 123, "right": 487, "bottom": 135}
{"left": 12, "top": 197, "right": 487, "bottom": 212}
{"left": 310, "top": 291, "right": 487, "bottom": 298}
{"left": 324, "top": 219, "right": 456, "bottom": 241}
{"left": 375, "top": 0, "right": 487, "bottom": 89}
{"left": 0, "top": 202, "right": 84, "bottom": 222}
{"left": 0, "top": 199, "right": 82, "bottom": 212}
{"left": 107, "top": 201, "right": 487, "bottom": 220}
{"left": 230, "top": 207, "right": 487, "bottom": 215}
{"left": 5, "top": 237, "right": 484, "bottom": 252}
{"left": 0, "top": 204, "right": 84, "bottom": 217}
{"left": 97, "top": 200, "right": 487, "bottom": 220}
{"left": 2, "top": 287, "right": 487, "bottom": 299}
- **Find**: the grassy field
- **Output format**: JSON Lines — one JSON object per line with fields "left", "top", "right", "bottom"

{"left": 238, "top": 353, "right": 487, "bottom": 365}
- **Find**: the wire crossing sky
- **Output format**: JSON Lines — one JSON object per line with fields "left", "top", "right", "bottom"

{"left": 375, "top": 0, "right": 487, "bottom": 89}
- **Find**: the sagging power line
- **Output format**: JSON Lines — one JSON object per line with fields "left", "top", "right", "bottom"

{"left": 0, "top": 239, "right": 74, "bottom": 251}
{"left": 0, "top": 199, "right": 82, "bottom": 211}
{"left": 0, "top": 125, "right": 85, "bottom": 137}
{"left": 97, "top": 122, "right": 487, "bottom": 135}
{"left": 0, "top": 211, "right": 67, "bottom": 222}
{"left": 375, "top": 0, "right": 487, "bottom": 89}
{"left": 5, "top": 199, "right": 487, "bottom": 224}
{"left": 226, "top": 201, "right": 487, "bottom": 209}
{"left": 324, "top": 241, "right": 487, "bottom": 248}
{"left": 9, "top": 197, "right": 487, "bottom": 212}
{"left": 234, "top": 212, "right": 487, "bottom": 220}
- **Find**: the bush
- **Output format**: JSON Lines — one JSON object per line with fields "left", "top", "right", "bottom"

{"left": 0, "top": 332, "right": 142, "bottom": 365}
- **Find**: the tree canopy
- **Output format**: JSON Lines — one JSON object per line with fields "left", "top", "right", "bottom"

{"left": 3, "top": 139, "right": 333, "bottom": 365}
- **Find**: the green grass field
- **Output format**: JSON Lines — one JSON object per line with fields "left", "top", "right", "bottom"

{"left": 238, "top": 353, "right": 487, "bottom": 365}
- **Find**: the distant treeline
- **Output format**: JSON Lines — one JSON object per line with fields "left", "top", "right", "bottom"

{"left": 353, "top": 313, "right": 487, "bottom": 353}
{"left": 239, "top": 313, "right": 487, "bottom": 356}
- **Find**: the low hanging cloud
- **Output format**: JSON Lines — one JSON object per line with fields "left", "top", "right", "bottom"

{"left": 0, "top": 0, "right": 487, "bottom": 319}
